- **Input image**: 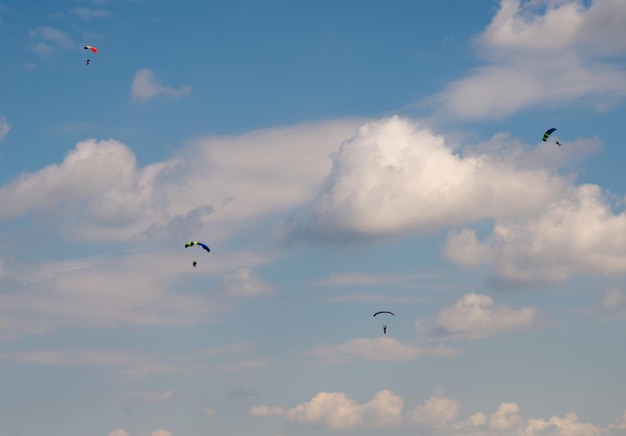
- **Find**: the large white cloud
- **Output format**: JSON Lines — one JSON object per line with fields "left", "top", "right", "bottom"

{"left": 435, "top": 0, "right": 626, "bottom": 119}
{"left": 0, "top": 119, "right": 362, "bottom": 243}
{"left": 284, "top": 390, "right": 404, "bottom": 430}
{"left": 253, "top": 389, "right": 626, "bottom": 435}
{"left": 131, "top": 69, "right": 191, "bottom": 102}
{"left": 418, "top": 293, "right": 539, "bottom": 340}
{"left": 287, "top": 116, "right": 568, "bottom": 241}
{"left": 445, "top": 184, "right": 626, "bottom": 286}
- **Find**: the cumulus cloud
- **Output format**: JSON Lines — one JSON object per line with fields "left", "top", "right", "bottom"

{"left": 418, "top": 293, "right": 538, "bottom": 340}
{"left": 253, "top": 389, "right": 626, "bottom": 435}
{"left": 408, "top": 394, "right": 461, "bottom": 429}
{"left": 286, "top": 116, "right": 568, "bottom": 241}
{"left": 284, "top": 390, "right": 404, "bottom": 430}
{"left": 249, "top": 405, "right": 285, "bottom": 417}
{"left": 0, "top": 119, "right": 361, "bottom": 242}
{"left": 131, "top": 69, "right": 191, "bottom": 102}
{"left": 309, "top": 337, "right": 459, "bottom": 365}
{"left": 220, "top": 268, "right": 277, "bottom": 297}
{"left": 0, "top": 117, "right": 9, "bottom": 141}
{"left": 435, "top": 0, "right": 626, "bottom": 119}
{"left": 445, "top": 184, "right": 626, "bottom": 286}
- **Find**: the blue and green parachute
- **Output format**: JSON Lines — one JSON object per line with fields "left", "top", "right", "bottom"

{"left": 542, "top": 128, "right": 557, "bottom": 142}
{"left": 185, "top": 241, "right": 211, "bottom": 253}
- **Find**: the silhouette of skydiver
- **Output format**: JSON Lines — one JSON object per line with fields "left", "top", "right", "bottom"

{"left": 86, "top": 59, "right": 90, "bottom": 65}
{"left": 556, "top": 140, "right": 561, "bottom": 146}
{"left": 192, "top": 260, "right": 197, "bottom": 268}
{"left": 383, "top": 325, "right": 387, "bottom": 334}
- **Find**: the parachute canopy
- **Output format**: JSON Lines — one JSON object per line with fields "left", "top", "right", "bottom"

{"left": 373, "top": 310, "right": 395, "bottom": 317}
{"left": 185, "top": 241, "right": 211, "bottom": 253}
{"left": 84, "top": 45, "right": 98, "bottom": 53}
{"left": 542, "top": 128, "right": 556, "bottom": 142}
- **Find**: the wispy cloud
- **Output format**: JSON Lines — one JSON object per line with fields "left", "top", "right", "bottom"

{"left": 0, "top": 117, "right": 9, "bottom": 141}
{"left": 69, "top": 7, "right": 112, "bottom": 20}
{"left": 310, "top": 271, "right": 431, "bottom": 287}
{"left": 308, "top": 337, "right": 458, "bottom": 365}
{"left": 131, "top": 69, "right": 191, "bottom": 102}
{"left": 0, "top": 350, "right": 207, "bottom": 377}
{"left": 28, "top": 26, "right": 75, "bottom": 56}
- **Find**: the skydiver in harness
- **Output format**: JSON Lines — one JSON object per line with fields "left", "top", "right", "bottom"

{"left": 556, "top": 140, "right": 561, "bottom": 146}
{"left": 86, "top": 59, "right": 90, "bottom": 65}
{"left": 383, "top": 325, "right": 387, "bottom": 334}
{"left": 192, "top": 259, "right": 197, "bottom": 268}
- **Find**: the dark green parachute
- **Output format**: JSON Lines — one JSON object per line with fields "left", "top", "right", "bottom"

{"left": 542, "top": 128, "right": 557, "bottom": 142}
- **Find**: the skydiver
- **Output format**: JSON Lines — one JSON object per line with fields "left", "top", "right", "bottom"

{"left": 86, "top": 59, "right": 90, "bottom": 65}
{"left": 383, "top": 325, "right": 387, "bottom": 334}
{"left": 556, "top": 140, "right": 561, "bottom": 147}
{"left": 192, "top": 260, "right": 197, "bottom": 268}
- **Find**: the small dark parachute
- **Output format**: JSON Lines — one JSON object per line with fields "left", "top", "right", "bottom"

{"left": 373, "top": 310, "right": 395, "bottom": 335}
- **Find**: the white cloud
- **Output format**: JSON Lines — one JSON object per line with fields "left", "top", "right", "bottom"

{"left": 284, "top": 390, "right": 403, "bottom": 430}
{"left": 408, "top": 394, "right": 461, "bottom": 429}
{"left": 286, "top": 116, "right": 568, "bottom": 241}
{"left": 28, "top": 26, "right": 75, "bottom": 56}
{"left": 131, "top": 69, "right": 191, "bottom": 102}
{"left": 220, "top": 268, "right": 276, "bottom": 297}
{"left": 249, "top": 405, "right": 285, "bottom": 417}
{"left": 435, "top": 0, "right": 626, "bottom": 119}
{"left": 257, "top": 389, "right": 626, "bottom": 435}
{"left": 419, "top": 293, "right": 538, "bottom": 340}
{"left": 0, "top": 117, "right": 9, "bottom": 141}
{"left": 0, "top": 119, "right": 362, "bottom": 243}
{"left": 445, "top": 184, "right": 626, "bottom": 286}
{"left": 309, "top": 337, "right": 459, "bottom": 365}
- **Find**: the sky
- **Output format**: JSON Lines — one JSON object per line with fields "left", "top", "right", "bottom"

{"left": 1, "top": 0, "right": 626, "bottom": 435}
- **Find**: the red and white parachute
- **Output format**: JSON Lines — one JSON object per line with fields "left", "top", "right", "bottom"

{"left": 84, "top": 45, "right": 98, "bottom": 53}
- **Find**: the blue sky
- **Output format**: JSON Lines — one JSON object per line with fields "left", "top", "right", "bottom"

{"left": 2, "top": 1, "right": 626, "bottom": 435}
